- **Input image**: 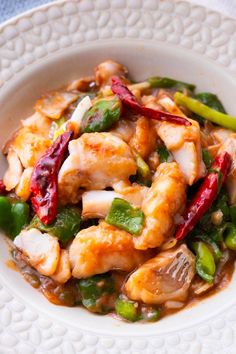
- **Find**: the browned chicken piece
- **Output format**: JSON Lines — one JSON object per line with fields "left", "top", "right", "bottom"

{"left": 69, "top": 221, "right": 149, "bottom": 279}
{"left": 95, "top": 60, "right": 128, "bottom": 87}
{"left": 143, "top": 94, "right": 206, "bottom": 185}
{"left": 110, "top": 119, "right": 136, "bottom": 143}
{"left": 129, "top": 116, "right": 157, "bottom": 160}
{"left": 134, "top": 162, "right": 186, "bottom": 250}
{"left": 218, "top": 134, "right": 236, "bottom": 204}
{"left": 125, "top": 245, "right": 195, "bottom": 305}
{"left": 58, "top": 132, "right": 137, "bottom": 205}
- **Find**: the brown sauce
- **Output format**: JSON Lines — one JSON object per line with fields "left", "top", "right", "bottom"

{"left": 11, "top": 248, "right": 236, "bottom": 321}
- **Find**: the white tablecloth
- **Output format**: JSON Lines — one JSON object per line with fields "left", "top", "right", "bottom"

{"left": 189, "top": 0, "right": 236, "bottom": 19}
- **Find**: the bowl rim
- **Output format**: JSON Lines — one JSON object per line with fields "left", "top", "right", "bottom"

{"left": 1, "top": 0, "right": 236, "bottom": 352}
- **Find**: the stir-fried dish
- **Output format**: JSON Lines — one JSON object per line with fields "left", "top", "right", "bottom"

{"left": 1, "top": 60, "right": 236, "bottom": 323}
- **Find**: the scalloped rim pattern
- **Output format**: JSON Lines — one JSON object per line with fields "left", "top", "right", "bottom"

{"left": 1, "top": 1, "right": 236, "bottom": 352}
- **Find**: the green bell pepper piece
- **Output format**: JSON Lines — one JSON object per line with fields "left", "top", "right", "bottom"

{"left": 230, "top": 205, "right": 236, "bottom": 224}
{"left": 195, "top": 234, "right": 222, "bottom": 262}
{"left": 195, "top": 92, "right": 226, "bottom": 113}
{"left": 0, "top": 197, "right": 29, "bottom": 239}
{"left": 0, "top": 196, "right": 12, "bottom": 234}
{"left": 30, "top": 207, "right": 81, "bottom": 246}
{"left": 135, "top": 153, "right": 151, "bottom": 179}
{"left": 157, "top": 146, "right": 170, "bottom": 163}
{"left": 224, "top": 223, "right": 236, "bottom": 250}
{"left": 10, "top": 202, "right": 30, "bottom": 239}
{"left": 202, "top": 149, "right": 213, "bottom": 169}
{"left": 115, "top": 296, "right": 139, "bottom": 322}
{"left": 148, "top": 76, "right": 195, "bottom": 92}
{"left": 81, "top": 97, "right": 121, "bottom": 133}
{"left": 192, "top": 241, "right": 216, "bottom": 283}
{"left": 106, "top": 198, "right": 145, "bottom": 236}
{"left": 78, "top": 274, "right": 115, "bottom": 313}
{"left": 140, "top": 305, "right": 161, "bottom": 322}
{"left": 174, "top": 92, "right": 236, "bottom": 131}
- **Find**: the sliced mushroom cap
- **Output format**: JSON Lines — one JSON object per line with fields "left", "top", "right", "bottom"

{"left": 125, "top": 244, "right": 195, "bottom": 305}
{"left": 14, "top": 228, "right": 60, "bottom": 276}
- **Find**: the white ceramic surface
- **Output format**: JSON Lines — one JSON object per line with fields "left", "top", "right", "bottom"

{"left": 1, "top": 0, "right": 236, "bottom": 353}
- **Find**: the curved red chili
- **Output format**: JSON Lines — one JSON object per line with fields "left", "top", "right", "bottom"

{"left": 111, "top": 76, "right": 191, "bottom": 126}
{"left": 175, "top": 151, "right": 231, "bottom": 240}
{"left": 30, "top": 131, "right": 73, "bottom": 225}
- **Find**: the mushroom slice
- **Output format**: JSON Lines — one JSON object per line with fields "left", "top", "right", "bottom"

{"left": 14, "top": 228, "right": 60, "bottom": 276}
{"left": 125, "top": 245, "right": 195, "bottom": 305}
{"left": 3, "top": 150, "right": 23, "bottom": 191}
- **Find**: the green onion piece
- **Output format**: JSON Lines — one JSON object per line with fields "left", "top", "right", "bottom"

{"left": 115, "top": 296, "right": 139, "bottom": 322}
{"left": 148, "top": 76, "right": 195, "bottom": 92}
{"left": 230, "top": 205, "right": 236, "bottom": 224}
{"left": 81, "top": 97, "right": 121, "bottom": 133}
{"left": 195, "top": 234, "right": 222, "bottom": 262}
{"left": 195, "top": 92, "right": 226, "bottom": 113}
{"left": 132, "top": 150, "right": 151, "bottom": 179}
{"left": 202, "top": 149, "right": 213, "bottom": 169}
{"left": 30, "top": 207, "right": 81, "bottom": 246}
{"left": 224, "top": 224, "right": 236, "bottom": 251}
{"left": 157, "top": 146, "right": 170, "bottom": 163}
{"left": 105, "top": 198, "right": 145, "bottom": 236}
{"left": 191, "top": 241, "right": 216, "bottom": 283}
{"left": 174, "top": 92, "right": 236, "bottom": 131}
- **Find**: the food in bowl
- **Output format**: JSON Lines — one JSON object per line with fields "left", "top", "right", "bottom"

{"left": 1, "top": 59, "right": 236, "bottom": 322}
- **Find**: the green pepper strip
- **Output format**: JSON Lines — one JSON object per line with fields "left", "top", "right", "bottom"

{"left": 106, "top": 198, "right": 145, "bottom": 236}
{"left": 174, "top": 92, "right": 236, "bottom": 131}
{"left": 0, "top": 197, "right": 29, "bottom": 239}
{"left": 132, "top": 150, "right": 151, "bottom": 179}
{"left": 115, "top": 297, "right": 139, "bottom": 322}
{"left": 195, "top": 234, "right": 222, "bottom": 262}
{"left": 191, "top": 241, "right": 216, "bottom": 283}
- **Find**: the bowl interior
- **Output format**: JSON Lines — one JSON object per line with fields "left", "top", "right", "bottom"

{"left": 0, "top": 40, "right": 236, "bottom": 335}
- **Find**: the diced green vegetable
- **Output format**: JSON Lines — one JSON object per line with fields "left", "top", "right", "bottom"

{"left": 115, "top": 296, "right": 139, "bottom": 322}
{"left": 10, "top": 202, "right": 30, "bottom": 239}
{"left": 135, "top": 152, "right": 151, "bottom": 179}
{"left": 202, "top": 149, "right": 213, "bottom": 169}
{"left": 224, "top": 224, "right": 236, "bottom": 251}
{"left": 230, "top": 205, "right": 236, "bottom": 224}
{"left": 157, "top": 146, "right": 170, "bottom": 163}
{"left": 140, "top": 306, "right": 161, "bottom": 322}
{"left": 174, "top": 92, "right": 236, "bottom": 131}
{"left": 148, "top": 76, "right": 195, "bottom": 92}
{"left": 81, "top": 97, "right": 121, "bottom": 133}
{"left": 78, "top": 274, "right": 115, "bottom": 313}
{"left": 195, "top": 93, "right": 226, "bottom": 113}
{"left": 30, "top": 207, "right": 81, "bottom": 245}
{"left": 0, "top": 197, "right": 29, "bottom": 239}
{"left": 191, "top": 241, "right": 216, "bottom": 283}
{"left": 105, "top": 198, "right": 145, "bottom": 235}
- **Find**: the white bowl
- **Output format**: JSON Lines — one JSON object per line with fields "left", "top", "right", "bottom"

{"left": 1, "top": 1, "right": 236, "bottom": 352}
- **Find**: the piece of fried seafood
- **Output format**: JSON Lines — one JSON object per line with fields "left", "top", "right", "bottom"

{"left": 125, "top": 244, "right": 195, "bottom": 307}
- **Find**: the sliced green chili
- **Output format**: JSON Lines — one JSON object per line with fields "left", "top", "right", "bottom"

{"left": 224, "top": 223, "right": 236, "bottom": 251}
{"left": 81, "top": 97, "right": 121, "bottom": 133}
{"left": 115, "top": 296, "right": 139, "bottom": 322}
{"left": 174, "top": 92, "right": 236, "bottom": 131}
{"left": 191, "top": 241, "right": 216, "bottom": 283}
{"left": 105, "top": 198, "right": 145, "bottom": 235}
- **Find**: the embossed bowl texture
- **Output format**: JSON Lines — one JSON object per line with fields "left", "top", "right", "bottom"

{"left": 0, "top": 1, "right": 236, "bottom": 353}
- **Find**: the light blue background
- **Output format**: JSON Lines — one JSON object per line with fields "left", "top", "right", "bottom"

{"left": 0, "top": 0, "right": 53, "bottom": 23}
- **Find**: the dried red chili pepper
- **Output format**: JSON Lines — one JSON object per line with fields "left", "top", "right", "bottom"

{"left": 0, "top": 179, "right": 7, "bottom": 195}
{"left": 175, "top": 151, "right": 231, "bottom": 240}
{"left": 30, "top": 131, "right": 72, "bottom": 225}
{"left": 111, "top": 76, "right": 191, "bottom": 126}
